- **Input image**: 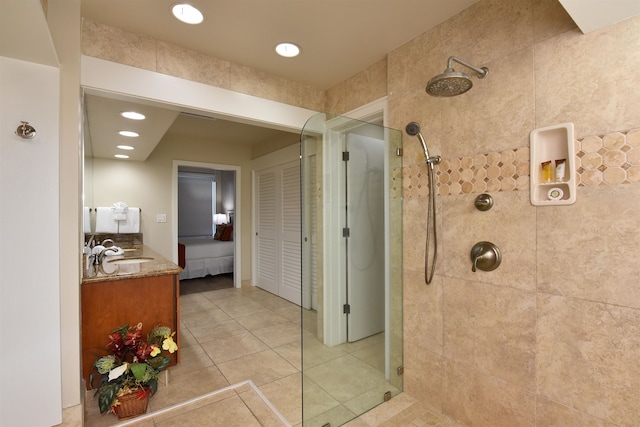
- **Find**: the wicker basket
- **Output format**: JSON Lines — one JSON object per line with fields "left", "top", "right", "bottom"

{"left": 117, "top": 390, "right": 150, "bottom": 419}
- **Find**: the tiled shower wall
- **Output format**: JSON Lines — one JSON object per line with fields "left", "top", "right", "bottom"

{"left": 385, "top": 0, "right": 640, "bottom": 426}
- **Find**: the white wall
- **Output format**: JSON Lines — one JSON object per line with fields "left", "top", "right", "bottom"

{"left": 0, "top": 56, "right": 62, "bottom": 426}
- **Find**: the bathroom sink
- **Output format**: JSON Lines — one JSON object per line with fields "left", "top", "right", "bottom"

{"left": 107, "top": 257, "right": 154, "bottom": 265}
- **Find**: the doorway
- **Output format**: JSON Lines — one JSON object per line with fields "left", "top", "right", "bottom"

{"left": 173, "top": 160, "right": 241, "bottom": 288}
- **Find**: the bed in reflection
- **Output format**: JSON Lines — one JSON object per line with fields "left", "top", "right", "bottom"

{"left": 178, "top": 230, "right": 233, "bottom": 280}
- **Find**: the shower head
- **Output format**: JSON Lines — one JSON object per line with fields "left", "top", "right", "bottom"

{"left": 426, "top": 56, "right": 488, "bottom": 97}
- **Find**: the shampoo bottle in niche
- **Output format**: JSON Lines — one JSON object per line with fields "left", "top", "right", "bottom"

{"left": 541, "top": 160, "right": 553, "bottom": 182}
{"left": 555, "top": 159, "right": 566, "bottom": 182}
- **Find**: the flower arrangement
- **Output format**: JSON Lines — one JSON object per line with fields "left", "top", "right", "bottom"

{"left": 91, "top": 322, "right": 178, "bottom": 415}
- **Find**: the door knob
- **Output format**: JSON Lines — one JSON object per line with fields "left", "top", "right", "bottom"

{"left": 470, "top": 241, "right": 501, "bottom": 272}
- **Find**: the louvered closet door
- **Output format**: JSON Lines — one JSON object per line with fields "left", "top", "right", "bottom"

{"left": 279, "top": 161, "right": 301, "bottom": 305}
{"left": 256, "top": 170, "right": 278, "bottom": 295}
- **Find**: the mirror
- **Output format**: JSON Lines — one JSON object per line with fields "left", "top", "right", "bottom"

{"left": 80, "top": 90, "right": 298, "bottom": 239}
{"left": 301, "top": 112, "right": 403, "bottom": 426}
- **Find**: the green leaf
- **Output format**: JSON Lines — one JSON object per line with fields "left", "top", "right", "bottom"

{"left": 146, "top": 378, "right": 158, "bottom": 395}
{"left": 148, "top": 356, "right": 171, "bottom": 371}
{"left": 130, "top": 362, "right": 147, "bottom": 380}
{"left": 97, "top": 382, "right": 121, "bottom": 414}
{"left": 151, "top": 326, "right": 171, "bottom": 338}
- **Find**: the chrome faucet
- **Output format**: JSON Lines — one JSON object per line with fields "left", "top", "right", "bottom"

{"left": 101, "top": 238, "right": 115, "bottom": 248}
{"left": 91, "top": 245, "right": 106, "bottom": 265}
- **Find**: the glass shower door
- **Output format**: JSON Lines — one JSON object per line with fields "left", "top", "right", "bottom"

{"left": 300, "top": 112, "right": 403, "bottom": 426}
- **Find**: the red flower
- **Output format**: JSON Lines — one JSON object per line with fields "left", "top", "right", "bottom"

{"left": 125, "top": 323, "right": 143, "bottom": 348}
{"left": 106, "top": 332, "right": 125, "bottom": 358}
{"left": 135, "top": 342, "right": 153, "bottom": 361}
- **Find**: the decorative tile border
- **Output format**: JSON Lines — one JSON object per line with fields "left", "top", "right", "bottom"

{"left": 403, "top": 128, "right": 640, "bottom": 199}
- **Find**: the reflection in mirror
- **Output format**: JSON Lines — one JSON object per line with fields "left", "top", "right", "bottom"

{"left": 301, "top": 113, "right": 403, "bottom": 426}
{"left": 82, "top": 90, "right": 94, "bottom": 235}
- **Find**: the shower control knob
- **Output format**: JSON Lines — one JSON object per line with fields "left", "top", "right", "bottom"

{"left": 474, "top": 193, "right": 493, "bottom": 211}
{"left": 470, "top": 241, "right": 501, "bottom": 272}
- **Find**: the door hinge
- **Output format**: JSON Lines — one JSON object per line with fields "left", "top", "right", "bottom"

{"left": 396, "top": 148, "right": 403, "bottom": 157}
{"left": 342, "top": 227, "right": 350, "bottom": 238}
{"left": 342, "top": 151, "right": 350, "bottom": 161}
{"left": 343, "top": 304, "right": 350, "bottom": 314}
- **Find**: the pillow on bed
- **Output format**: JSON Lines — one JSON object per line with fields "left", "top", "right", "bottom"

{"left": 221, "top": 225, "right": 233, "bottom": 241}
{"left": 214, "top": 224, "right": 226, "bottom": 240}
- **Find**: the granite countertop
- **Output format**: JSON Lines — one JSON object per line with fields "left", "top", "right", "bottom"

{"left": 82, "top": 245, "right": 182, "bottom": 284}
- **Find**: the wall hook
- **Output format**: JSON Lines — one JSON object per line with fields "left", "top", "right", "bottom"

{"left": 15, "top": 121, "right": 36, "bottom": 139}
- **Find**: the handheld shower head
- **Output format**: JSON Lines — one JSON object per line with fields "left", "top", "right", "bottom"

{"left": 405, "top": 122, "right": 441, "bottom": 167}
{"left": 426, "top": 56, "right": 488, "bottom": 97}
{"left": 405, "top": 122, "right": 421, "bottom": 137}
{"left": 405, "top": 122, "right": 429, "bottom": 159}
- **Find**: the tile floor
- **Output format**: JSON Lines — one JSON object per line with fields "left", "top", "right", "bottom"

{"left": 84, "top": 274, "right": 462, "bottom": 426}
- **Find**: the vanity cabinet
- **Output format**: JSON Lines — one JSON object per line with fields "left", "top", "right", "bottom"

{"left": 81, "top": 273, "right": 180, "bottom": 389}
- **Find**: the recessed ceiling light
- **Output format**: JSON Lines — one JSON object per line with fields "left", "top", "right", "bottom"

{"left": 117, "top": 145, "right": 135, "bottom": 150}
{"left": 275, "top": 42, "right": 300, "bottom": 58}
{"left": 118, "top": 130, "right": 139, "bottom": 137}
{"left": 171, "top": 4, "right": 204, "bottom": 24}
{"left": 114, "top": 154, "right": 130, "bottom": 159}
{"left": 120, "top": 111, "right": 146, "bottom": 120}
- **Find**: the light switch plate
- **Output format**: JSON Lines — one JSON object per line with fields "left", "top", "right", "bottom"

{"left": 156, "top": 213, "right": 167, "bottom": 223}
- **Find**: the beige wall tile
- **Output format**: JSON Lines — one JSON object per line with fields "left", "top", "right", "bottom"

{"left": 441, "top": 0, "right": 533, "bottom": 64}
{"left": 227, "top": 62, "right": 288, "bottom": 104}
{"left": 156, "top": 41, "right": 230, "bottom": 89}
{"left": 443, "top": 277, "right": 536, "bottom": 389}
{"left": 387, "top": 26, "right": 442, "bottom": 99}
{"left": 532, "top": 0, "right": 578, "bottom": 43}
{"left": 536, "top": 395, "right": 619, "bottom": 427}
{"left": 325, "top": 59, "right": 387, "bottom": 115}
{"left": 403, "top": 349, "right": 443, "bottom": 413}
{"left": 537, "top": 293, "right": 640, "bottom": 426}
{"left": 440, "top": 191, "right": 536, "bottom": 290}
{"left": 404, "top": 269, "right": 443, "bottom": 355}
{"left": 443, "top": 360, "right": 535, "bottom": 427}
{"left": 537, "top": 184, "right": 640, "bottom": 308}
{"left": 402, "top": 195, "right": 442, "bottom": 274}
{"left": 82, "top": 19, "right": 157, "bottom": 71}
{"left": 534, "top": 17, "right": 640, "bottom": 136}
{"left": 282, "top": 80, "right": 325, "bottom": 112}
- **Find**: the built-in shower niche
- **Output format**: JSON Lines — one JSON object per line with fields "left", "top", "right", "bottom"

{"left": 529, "top": 122, "right": 576, "bottom": 206}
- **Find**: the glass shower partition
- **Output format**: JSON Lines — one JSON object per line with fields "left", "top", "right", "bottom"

{"left": 300, "top": 113, "right": 403, "bottom": 426}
